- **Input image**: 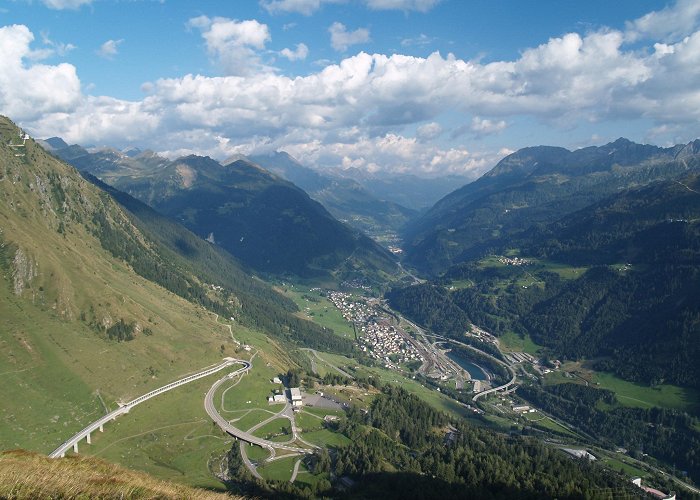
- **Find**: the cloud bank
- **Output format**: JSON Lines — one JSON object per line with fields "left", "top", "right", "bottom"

{"left": 3, "top": 1, "right": 700, "bottom": 177}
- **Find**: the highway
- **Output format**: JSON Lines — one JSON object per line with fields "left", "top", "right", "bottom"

{"left": 49, "top": 357, "right": 246, "bottom": 458}
{"left": 472, "top": 371, "right": 517, "bottom": 401}
{"left": 204, "top": 370, "right": 312, "bottom": 454}
{"left": 239, "top": 441, "right": 263, "bottom": 480}
{"left": 416, "top": 331, "right": 517, "bottom": 401}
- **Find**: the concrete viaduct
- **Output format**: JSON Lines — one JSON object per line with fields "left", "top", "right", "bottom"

{"left": 49, "top": 358, "right": 249, "bottom": 458}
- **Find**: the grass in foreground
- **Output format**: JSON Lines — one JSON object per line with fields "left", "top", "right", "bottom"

{"left": 82, "top": 373, "right": 235, "bottom": 490}
{"left": 0, "top": 450, "right": 236, "bottom": 499}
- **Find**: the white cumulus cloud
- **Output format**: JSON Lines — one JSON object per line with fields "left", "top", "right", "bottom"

{"left": 40, "top": 32, "right": 76, "bottom": 57}
{"left": 187, "top": 16, "right": 272, "bottom": 75}
{"left": 6, "top": 1, "right": 700, "bottom": 177}
{"left": 468, "top": 117, "right": 507, "bottom": 137}
{"left": 626, "top": 0, "right": 700, "bottom": 42}
{"left": 280, "top": 42, "right": 309, "bottom": 61}
{"left": 41, "top": 0, "right": 92, "bottom": 10}
{"left": 0, "top": 25, "right": 81, "bottom": 121}
{"left": 261, "top": 0, "right": 346, "bottom": 15}
{"left": 97, "top": 39, "right": 123, "bottom": 59}
{"left": 329, "top": 22, "right": 370, "bottom": 52}
{"left": 416, "top": 121, "right": 442, "bottom": 141}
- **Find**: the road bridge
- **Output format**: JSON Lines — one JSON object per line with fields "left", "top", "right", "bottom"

{"left": 204, "top": 372, "right": 312, "bottom": 454}
{"left": 49, "top": 358, "right": 247, "bottom": 458}
{"left": 417, "top": 332, "right": 517, "bottom": 401}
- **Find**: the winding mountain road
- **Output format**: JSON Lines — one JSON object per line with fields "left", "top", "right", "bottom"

{"left": 204, "top": 371, "right": 312, "bottom": 454}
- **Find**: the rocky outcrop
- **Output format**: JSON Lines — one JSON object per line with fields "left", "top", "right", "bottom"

{"left": 12, "top": 248, "right": 37, "bottom": 296}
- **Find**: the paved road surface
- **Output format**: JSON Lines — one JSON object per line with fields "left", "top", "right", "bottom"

{"left": 49, "top": 358, "right": 246, "bottom": 458}
{"left": 238, "top": 441, "right": 262, "bottom": 480}
{"left": 302, "top": 349, "right": 354, "bottom": 379}
{"left": 290, "top": 458, "right": 302, "bottom": 483}
{"left": 204, "top": 370, "right": 312, "bottom": 454}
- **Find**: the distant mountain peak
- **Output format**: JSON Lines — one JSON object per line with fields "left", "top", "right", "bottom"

{"left": 43, "top": 136, "right": 69, "bottom": 150}
{"left": 610, "top": 137, "right": 633, "bottom": 146}
{"left": 221, "top": 153, "right": 248, "bottom": 166}
{"left": 122, "top": 146, "right": 142, "bottom": 157}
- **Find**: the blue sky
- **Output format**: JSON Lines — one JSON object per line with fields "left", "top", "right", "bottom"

{"left": 2, "top": 0, "right": 699, "bottom": 177}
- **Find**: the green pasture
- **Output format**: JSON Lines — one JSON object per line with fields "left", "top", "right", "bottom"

{"left": 499, "top": 331, "right": 542, "bottom": 356}
{"left": 80, "top": 374, "right": 234, "bottom": 490}
{"left": 278, "top": 286, "right": 355, "bottom": 339}
{"left": 251, "top": 418, "right": 291, "bottom": 440}
{"left": 258, "top": 455, "right": 299, "bottom": 482}
{"left": 592, "top": 372, "right": 699, "bottom": 413}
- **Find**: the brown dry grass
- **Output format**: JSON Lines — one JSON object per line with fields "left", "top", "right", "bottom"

{"left": 0, "top": 450, "right": 242, "bottom": 499}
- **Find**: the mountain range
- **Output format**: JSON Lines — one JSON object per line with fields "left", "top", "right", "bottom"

{"left": 404, "top": 138, "right": 700, "bottom": 274}
{"left": 42, "top": 141, "right": 398, "bottom": 281}
{"left": 390, "top": 139, "right": 700, "bottom": 390}
{"left": 5, "top": 114, "right": 700, "bottom": 496}
{"left": 245, "top": 151, "right": 417, "bottom": 240}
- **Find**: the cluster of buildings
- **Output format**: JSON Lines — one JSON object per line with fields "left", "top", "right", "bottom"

{"left": 504, "top": 351, "right": 537, "bottom": 364}
{"left": 468, "top": 325, "right": 500, "bottom": 346}
{"left": 358, "top": 320, "right": 422, "bottom": 367}
{"left": 339, "top": 279, "right": 373, "bottom": 291}
{"left": 326, "top": 290, "right": 425, "bottom": 369}
{"left": 498, "top": 256, "right": 531, "bottom": 266}
{"left": 326, "top": 291, "right": 374, "bottom": 324}
{"left": 266, "top": 379, "right": 304, "bottom": 408}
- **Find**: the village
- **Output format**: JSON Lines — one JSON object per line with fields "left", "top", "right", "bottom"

{"left": 498, "top": 256, "right": 531, "bottom": 266}
{"left": 326, "top": 290, "right": 424, "bottom": 369}
{"left": 358, "top": 320, "right": 422, "bottom": 368}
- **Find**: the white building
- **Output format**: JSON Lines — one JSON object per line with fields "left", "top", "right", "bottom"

{"left": 268, "top": 394, "right": 286, "bottom": 404}
{"left": 290, "top": 387, "right": 303, "bottom": 407}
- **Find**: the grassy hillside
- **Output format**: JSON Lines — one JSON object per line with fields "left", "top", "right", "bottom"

{"left": 0, "top": 450, "right": 237, "bottom": 499}
{"left": 0, "top": 116, "right": 246, "bottom": 453}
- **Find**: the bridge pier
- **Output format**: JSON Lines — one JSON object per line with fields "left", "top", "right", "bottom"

{"left": 99, "top": 424, "right": 104, "bottom": 432}
{"left": 86, "top": 433, "right": 91, "bottom": 444}
{"left": 73, "top": 442, "right": 78, "bottom": 453}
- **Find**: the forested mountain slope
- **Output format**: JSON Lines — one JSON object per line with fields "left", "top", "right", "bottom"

{"left": 247, "top": 151, "right": 416, "bottom": 236}
{"left": 391, "top": 174, "right": 700, "bottom": 389}
{"left": 404, "top": 138, "right": 700, "bottom": 274}
{"left": 48, "top": 143, "right": 397, "bottom": 280}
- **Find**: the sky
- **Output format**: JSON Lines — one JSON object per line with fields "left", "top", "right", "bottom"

{"left": 1, "top": 0, "right": 700, "bottom": 178}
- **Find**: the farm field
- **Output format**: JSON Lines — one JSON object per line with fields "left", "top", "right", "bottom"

{"left": 499, "top": 331, "right": 542, "bottom": 356}
{"left": 277, "top": 285, "right": 355, "bottom": 339}
{"left": 544, "top": 364, "right": 700, "bottom": 414}
{"left": 257, "top": 455, "right": 299, "bottom": 482}
{"left": 592, "top": 372, "right": 700, "bottom": 413}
